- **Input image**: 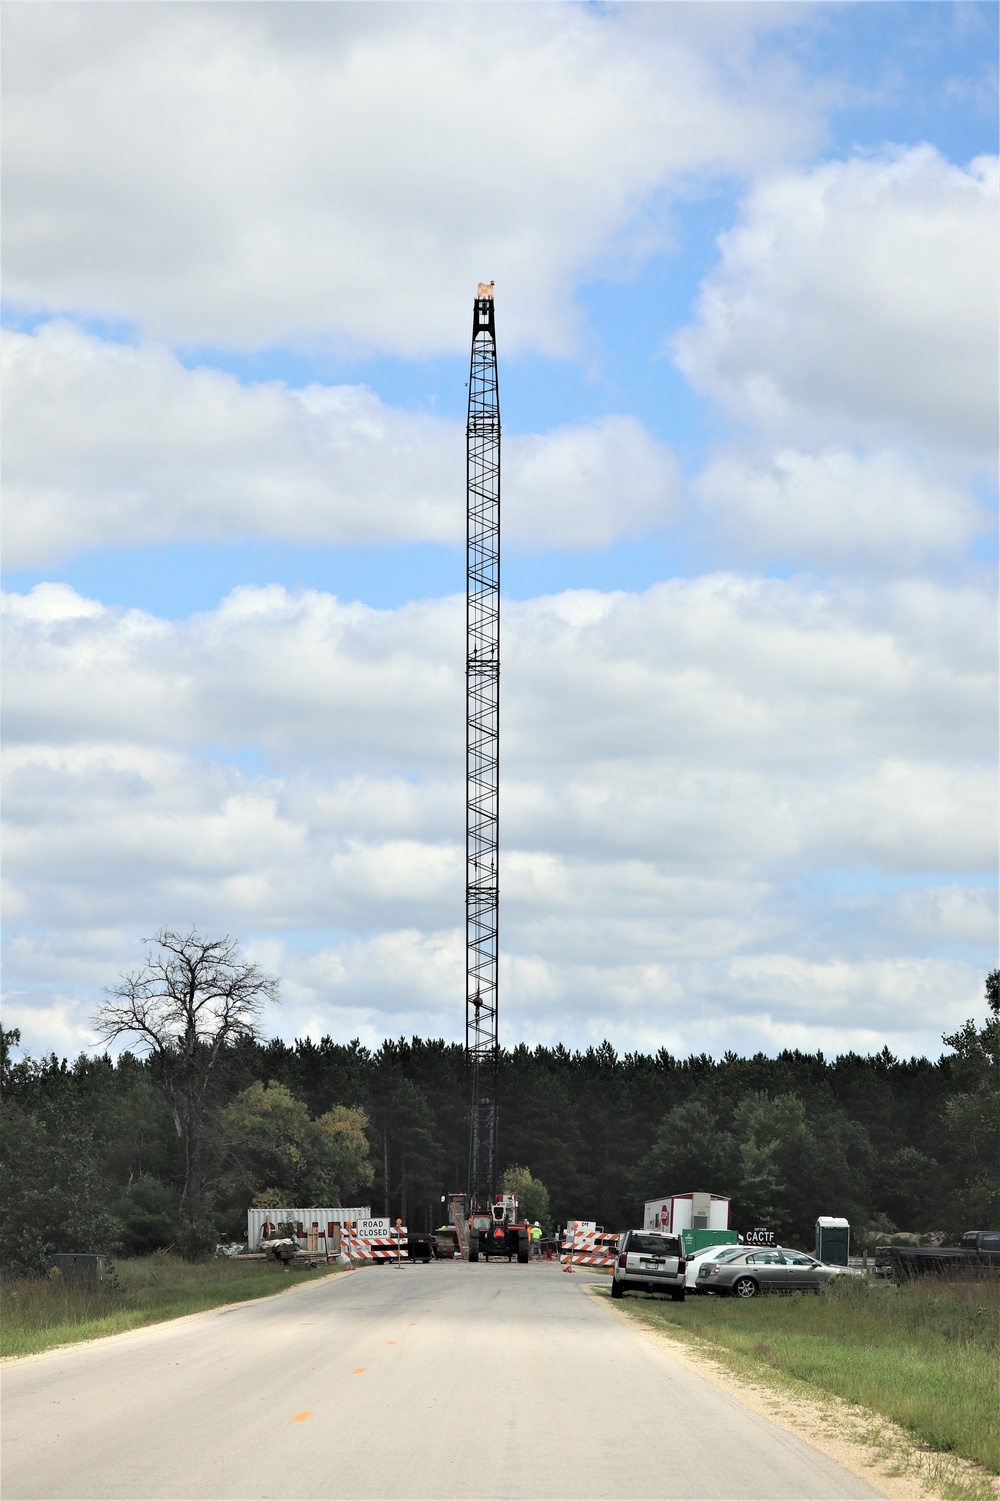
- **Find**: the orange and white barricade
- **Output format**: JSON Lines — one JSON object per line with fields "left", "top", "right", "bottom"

{"left": 341, "top": 1224, "right": 410, "bottom": 1263}
{"left": 560, "top": 1223, "right": 618, "bottom": 1270}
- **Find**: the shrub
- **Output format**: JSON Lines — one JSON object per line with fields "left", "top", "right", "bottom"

{"left": 174, "top": 1217, "right": 219, "bottom": 1261}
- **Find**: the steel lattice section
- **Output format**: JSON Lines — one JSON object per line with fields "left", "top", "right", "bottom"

{"left": 466, "top": 289, "right": 500, "bottom": 1212}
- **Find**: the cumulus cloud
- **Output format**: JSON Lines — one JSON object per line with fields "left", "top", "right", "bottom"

{"left": 675, "top": 147, "right": 999, "bottom": 456}
{"left": 3, "top": 923, "right": 984, "bottom": 1065}
{"left": 3, "top": 576, "right": 994, "bottom": 1058}
{"left": 695, "top": 447, "right": 987, "bottom": 573}
{"left": 2, "top": 3, "right": 819, "bottom": 354}
{"left": 2, "top": 743, "right": 461, "bottom": 934}
{"left": 2, "top": 323, "right": 679, "bottom": 566}
{"left": 4, "top": 576, "right": 995, "bottom": 780}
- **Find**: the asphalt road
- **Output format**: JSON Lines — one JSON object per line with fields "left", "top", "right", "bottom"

{"left": 2, "top": 1260, "right": 880, "bottom": 1501}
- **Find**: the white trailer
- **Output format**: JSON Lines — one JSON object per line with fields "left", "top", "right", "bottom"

{"left": 643, "top": 1192, "right": 730, "bottom": 1234}
{"left": 247, "top": 1207, "right": 371, "bottom": 1252}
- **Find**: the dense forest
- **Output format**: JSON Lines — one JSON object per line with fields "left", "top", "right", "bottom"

{"left": 2, "top": 946, "right": 996, "bottom": 1275}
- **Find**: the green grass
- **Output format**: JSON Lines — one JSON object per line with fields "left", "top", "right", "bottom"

{"left": 603, "top": 1275, "right": 1000, "bottom": 1476}
{"left": 1, "top": 1254, "right": 346, "bottom": 1359}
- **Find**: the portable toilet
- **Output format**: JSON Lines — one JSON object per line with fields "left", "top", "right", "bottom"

{"left": 815, "top": 1216, "right": 850, "bottom": 1266}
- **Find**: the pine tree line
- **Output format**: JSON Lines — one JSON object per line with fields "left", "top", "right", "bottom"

{"left": 3, "top": 966, "right": 996, "bottom": 1274}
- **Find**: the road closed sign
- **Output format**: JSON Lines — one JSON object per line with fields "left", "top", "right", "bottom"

{"left": 355, "top": 1218, "right": 391, "bottom": 1236}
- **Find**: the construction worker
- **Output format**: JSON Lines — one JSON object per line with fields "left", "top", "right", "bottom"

{"left": 530, "top": 1222, "right": 542, "bottom": 1259}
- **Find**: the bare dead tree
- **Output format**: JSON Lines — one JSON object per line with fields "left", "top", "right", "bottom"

{"left": 93, "top": 929, "right": 279, "bottom": 1222}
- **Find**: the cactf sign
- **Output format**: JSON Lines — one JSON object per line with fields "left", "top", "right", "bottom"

{"left": 742, "top": 1227, "right": 776, "bottom": 1246}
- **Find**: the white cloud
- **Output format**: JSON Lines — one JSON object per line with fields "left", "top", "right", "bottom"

{"left": 695, "top": 447, "right": 987, "bottom": 573}
{"left": 4, "top": 576, "right": 994, "bottom": 781}
{"left": 3, "top": 575, "right": 994, "bottom": 1058}
{"left": 1, "top": 323, "right": 679, "bottom": 566}
{"left": 4, "top": 924, "right": 984, "bottom": 1066}
{"left": 883, "top": 885, "right": 997, "bottom": 948}
{"left": 675, "top": 147, "right": 999, "bottom": 456}
{"left": 506, "top": 417, "right": 679, "bottom": 552}
{"left": 2, "top": 4, "right": 819, "bottom": 354}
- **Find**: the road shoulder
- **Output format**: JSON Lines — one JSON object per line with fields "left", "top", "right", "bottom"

{"left": 585, "top": 1284, "right": 998, "bottom": 1501}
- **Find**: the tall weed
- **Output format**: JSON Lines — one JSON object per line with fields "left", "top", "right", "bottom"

{"left": 1, "top": 1255, "right": 343, "bottom": 1358}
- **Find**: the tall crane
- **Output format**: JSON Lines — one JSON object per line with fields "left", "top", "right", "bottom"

{"left": 466, "top": 282, "right": 500, "bottom": 1214}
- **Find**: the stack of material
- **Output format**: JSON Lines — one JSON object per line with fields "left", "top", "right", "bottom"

{"left": 261, "top": 1238, "right": 298, "bottom": 1264}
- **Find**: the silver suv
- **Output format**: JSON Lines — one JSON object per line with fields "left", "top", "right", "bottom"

{"left": 611, "top": 1230, "right": 686, "bottom": 1301}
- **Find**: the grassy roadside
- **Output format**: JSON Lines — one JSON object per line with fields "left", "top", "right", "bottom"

{"left": 1, "top": 1255, "right": 347, "bottom": 1359}
{"left": 595, "top": 1275, "right": 999, "bottom": 1479}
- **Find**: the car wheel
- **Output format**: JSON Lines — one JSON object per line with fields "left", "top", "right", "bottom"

{"left": 611, "top": 1280, "right": 624, "bottom": 1299}
{"left": 670, "top": 1289, "right": 685, "bottom": 1302}
{"left": 733, "top": 1277, "right": 758, "bottom": 1298}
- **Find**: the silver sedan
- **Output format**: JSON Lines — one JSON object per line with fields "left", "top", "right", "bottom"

{"left": 698, "top": 1248, "right": 843, "bottom": 1296}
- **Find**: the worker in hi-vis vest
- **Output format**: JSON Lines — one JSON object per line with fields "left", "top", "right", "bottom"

{"left": 530, "top": 1222, "right": 542, "bottom": 1258}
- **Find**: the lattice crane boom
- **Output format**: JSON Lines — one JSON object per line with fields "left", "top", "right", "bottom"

{"left": 466, "top": 282, "right": 500, "bottom": 1212}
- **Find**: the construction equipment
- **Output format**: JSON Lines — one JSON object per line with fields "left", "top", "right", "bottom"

{"left": 468, "top": 1192, "right": 530, "bottom": 1264}
{"left": 462, "top": 286, "right": 532, "bottom": 1268}
{"left": 466, "top": 281, "right": 501, "bottom": 1224}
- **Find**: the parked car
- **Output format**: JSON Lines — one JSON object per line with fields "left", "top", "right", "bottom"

{"left": 684, "top": 1244, "right": 745, "bottom": 1291}
{"left": 612, "top": 1229, "right": 685, "bottom": 1301}
{"left": 698, "top": 1247, "right": 850, "bottom": 1297}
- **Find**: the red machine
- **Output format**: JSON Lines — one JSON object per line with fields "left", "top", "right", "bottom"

{"left": 468, "top": 1193, "right": 530, "bottom": 1263}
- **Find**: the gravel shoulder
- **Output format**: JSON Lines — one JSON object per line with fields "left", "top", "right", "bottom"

{"left": 588, "top": 1283, "right": 999, "bottom": 1501}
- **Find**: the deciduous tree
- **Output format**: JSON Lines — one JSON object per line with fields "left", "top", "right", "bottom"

{"left": 501, "top": 1164, "right": 551, "bottom": 1231}
{"left": 93, "top": 930, "right": 278, "bottom": 1223}
{"left": 222, "top": 1079, "right": 373, "bottom": 1207}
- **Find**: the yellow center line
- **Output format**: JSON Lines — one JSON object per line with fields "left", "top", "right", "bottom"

{"left": 352, "top": 1368, "right": 365, "bottom": 1374}
{"left": 291, "top": 1412, "right": 313, "bottom": 1423}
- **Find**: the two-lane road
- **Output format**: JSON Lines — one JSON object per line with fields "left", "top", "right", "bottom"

{"left": 2, "top": 1261, "right": 879, "bottom": 1499}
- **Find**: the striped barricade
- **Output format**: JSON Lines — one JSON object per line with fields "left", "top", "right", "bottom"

{"left": 341, "top": 1225, "right": 410, "bottom": 1263}
{"left": 561, "top": 1226, "right": 618, "bottom": 1270}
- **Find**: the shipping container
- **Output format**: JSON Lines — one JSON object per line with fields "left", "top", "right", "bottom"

{"left": 247, "top": 1207, "right": 371, "bottom": 1252}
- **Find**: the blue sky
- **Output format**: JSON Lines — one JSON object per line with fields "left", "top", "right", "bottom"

{"left": 2, "top": 1, "right": 997, "bottom": 1064}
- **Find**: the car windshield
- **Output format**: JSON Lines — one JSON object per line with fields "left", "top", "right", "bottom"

{"left": 629, "top": 1235, "right": 680, "bottom": 1256}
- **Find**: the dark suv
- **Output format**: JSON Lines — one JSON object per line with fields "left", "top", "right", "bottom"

{"left": 611, "top": 1230, "right": 686, "bottom": 1301}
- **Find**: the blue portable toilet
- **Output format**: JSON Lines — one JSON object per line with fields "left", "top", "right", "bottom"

{"left": 815, "top": 1216, "right": 850, "bottom": 1266}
